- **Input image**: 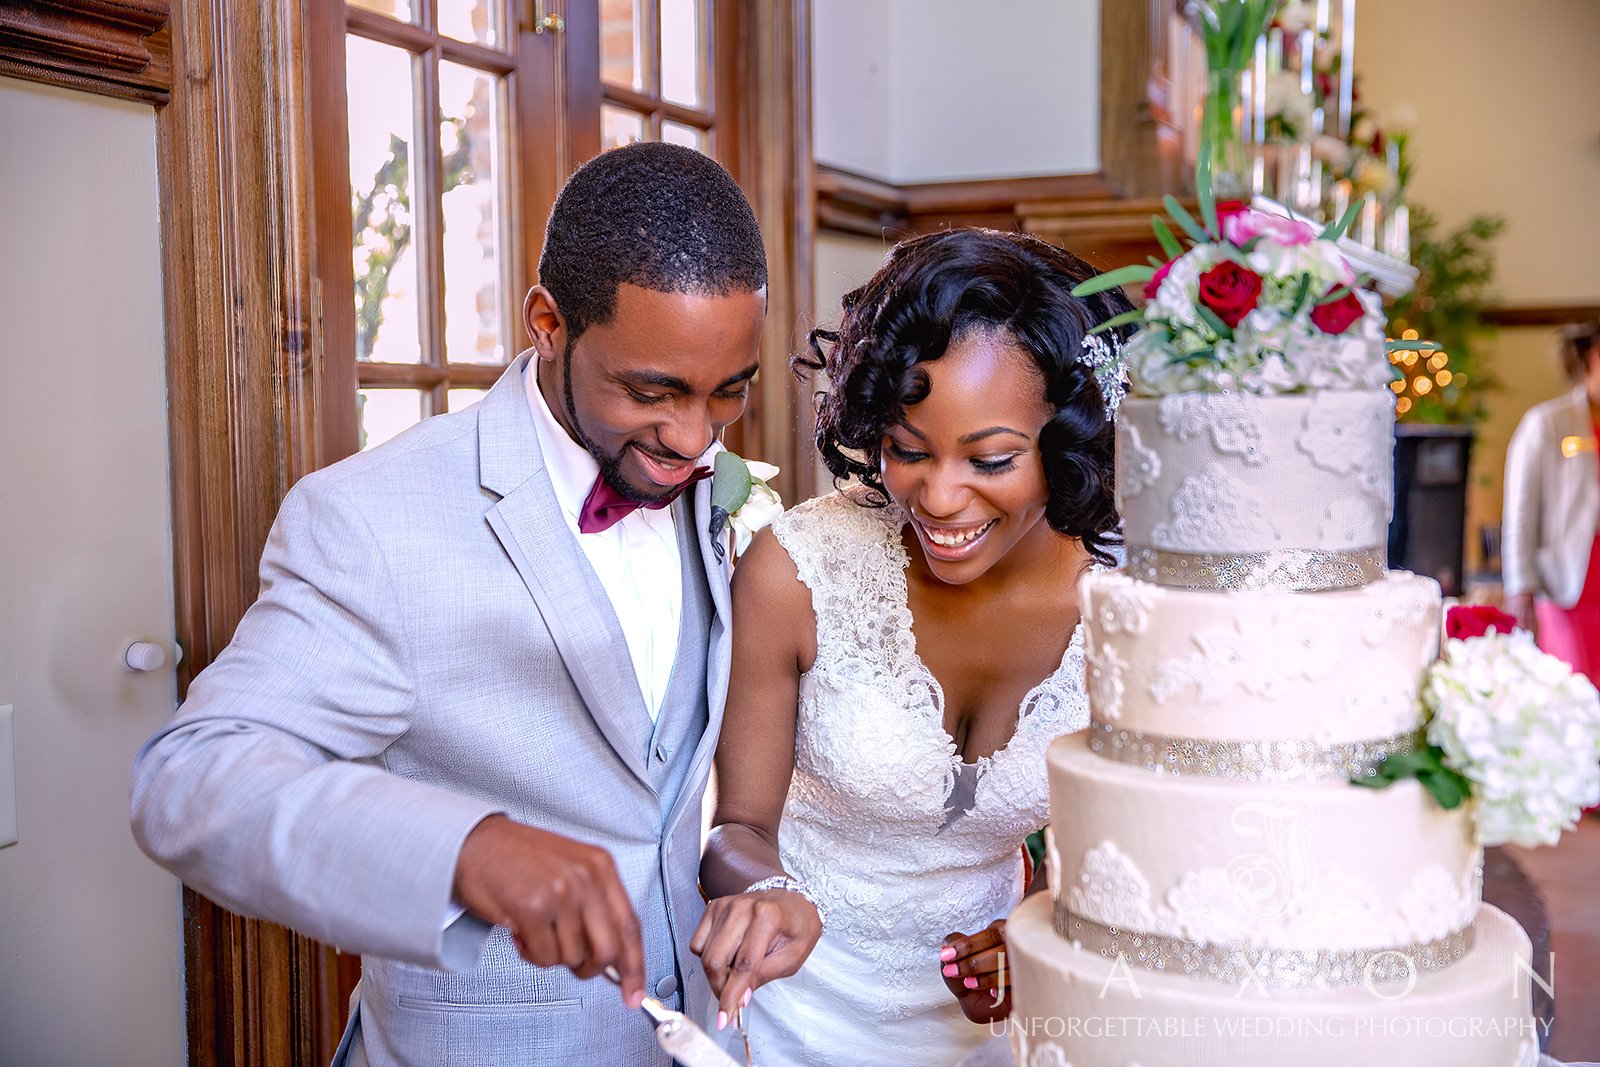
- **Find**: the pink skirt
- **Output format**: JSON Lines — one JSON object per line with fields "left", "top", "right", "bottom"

{"left": 1536, "top": 534, "right": 1600, "bottom": 688}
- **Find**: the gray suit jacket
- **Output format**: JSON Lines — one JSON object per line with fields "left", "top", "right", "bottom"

{"left": 131, "top": 354, "right": 732, "bottom": 1065}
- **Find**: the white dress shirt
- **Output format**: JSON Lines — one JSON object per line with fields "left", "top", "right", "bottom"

{"left": 526, "top": 366, "right": 694, "bottom": 721}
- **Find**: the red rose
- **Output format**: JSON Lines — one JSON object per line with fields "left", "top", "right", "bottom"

{"left": 1445, "top": 605, "right": 1519, "bottom": 640}
{"left": 1143, "top": 258, "right": 1174, "bottom": 300}
{"left": 1309, "top": 286, "right": 1366, "bottom": 334}
{"left": 1196, "top": 261, "right": 1262, "bottom": 328}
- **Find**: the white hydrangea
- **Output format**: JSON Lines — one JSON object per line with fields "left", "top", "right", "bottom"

{"left": 1424, "top": 630, "right": 1600, "bottom": 848}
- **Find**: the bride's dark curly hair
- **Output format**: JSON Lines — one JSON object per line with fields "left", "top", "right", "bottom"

{"left": 797, "top": 229, "right": 1138, "bottom": 566}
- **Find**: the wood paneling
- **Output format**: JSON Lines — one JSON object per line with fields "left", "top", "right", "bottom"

{"left": 815, "top": 165, "right": 1116, "bottom": 239}
{"left": 1481, "top": 304, "right": 1600, "bottom": 328}
{"left": 0, "top": 0, "right": 171, "bottom": 103}
{"left": 737, "top": 0, "right": 813, "bottom": 504}
{"left": 157, "top": 0, "right": 339, "bottom": 1061}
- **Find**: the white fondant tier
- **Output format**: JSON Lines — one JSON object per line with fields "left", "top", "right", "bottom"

{"left": 1048, "top": 735, "right": 1481, "bottom": 953}
{"left": 1080, "top": 569, "right": 1441, "bottom": 747}
{"left": 1007, "top": 892, "right": 1538, "bottom": 1067}
{"left": 1116, "top": 391, "right": 1396, "bottom": 558}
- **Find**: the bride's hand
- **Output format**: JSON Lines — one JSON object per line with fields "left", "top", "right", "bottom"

{"left": 940, "top": 920, "right": 1011, "bottom": 1024}
{"left": 691, "top": 888, "right": 823, "bottom": 1028}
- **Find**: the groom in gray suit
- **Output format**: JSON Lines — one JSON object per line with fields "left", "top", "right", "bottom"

{"left": 131, "top": 142, "right": 768, "bottom": 1065}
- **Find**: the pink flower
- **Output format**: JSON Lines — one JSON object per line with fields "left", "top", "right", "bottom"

{"left": 1143, "top": 258, "right": 1174, "bottom": 300}
{"left": 1223, "top": 210, "right": 1318, "bottom": 248}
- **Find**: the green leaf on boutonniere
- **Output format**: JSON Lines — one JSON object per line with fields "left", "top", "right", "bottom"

{"left": 1350, "top": 743, "right": 1473, "bottom": 810}
{"left": 708, "top": 451, "right": 753, "bottom": 563}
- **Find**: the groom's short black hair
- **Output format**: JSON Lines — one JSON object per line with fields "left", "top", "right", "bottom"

{"left": 537, "top": 141, "right": 768, "bottom": 341}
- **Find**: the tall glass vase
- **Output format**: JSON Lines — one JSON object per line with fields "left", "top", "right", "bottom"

{"left": 1203, "top": 69, "right": 1250, "bottom": 201}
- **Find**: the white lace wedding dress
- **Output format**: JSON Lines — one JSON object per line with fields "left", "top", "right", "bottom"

{"left": 742, "top": 489, "right": 1090, "bottom": 1067}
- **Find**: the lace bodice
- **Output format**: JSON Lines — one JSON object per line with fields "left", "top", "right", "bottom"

{"left": 768, "top": 489, "right": 1090, "bottom": 1021}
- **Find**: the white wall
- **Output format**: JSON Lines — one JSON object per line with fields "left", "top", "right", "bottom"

{"left": 0, "top": 77, "right": 185, "bottom": 1066}
{"left": 1357, "top": 0, "right": 1600, "bottom": 563}
{"left": 812, "top": 0, "right": 1100, "bottom": 184}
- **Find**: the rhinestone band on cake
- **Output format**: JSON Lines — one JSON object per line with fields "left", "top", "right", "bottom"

{"left": 1086, "top": 717, "right": 1423, "bottom": 782}
{"left": 1051, "top": 905, "right": 1477, "bottom": 989}
{"left": 1125, "top": 544, "right": 1388, "bottom": 592}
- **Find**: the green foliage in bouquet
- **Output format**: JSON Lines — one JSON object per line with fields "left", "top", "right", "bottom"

{"left": 1350, "top": 743, "right": 1472, "bottom": 810}
{"left": 1387, "top": 207, "right": 1506, "bottom": 425}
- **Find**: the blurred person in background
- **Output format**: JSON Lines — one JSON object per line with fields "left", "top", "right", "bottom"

{"left": 1504, "top": 320, "right": 1600, "bottom": 685}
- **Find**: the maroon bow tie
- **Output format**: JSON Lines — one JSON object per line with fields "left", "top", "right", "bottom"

{"left": 577, "top": 467, "right": 711, "bottom": 534}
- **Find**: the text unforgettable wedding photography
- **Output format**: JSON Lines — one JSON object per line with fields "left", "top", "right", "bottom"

{"left": 1, "top": 1, "right": 1598, "bottom": 1066}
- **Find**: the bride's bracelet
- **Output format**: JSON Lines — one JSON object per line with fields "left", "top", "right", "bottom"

{"left": 744, "top": 875, "right": 828, "bottom": 934}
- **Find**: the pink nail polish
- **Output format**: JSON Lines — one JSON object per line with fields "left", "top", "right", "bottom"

{"left": 717, "top": 1011, "right": 728, "bottom": 1031}
{"left": 741, "top": 988, "right": 752, "bottom": 1008}
{"left": 964, "top": 976, "right": 978, "bottom": 989}
{"left": 942, "top": 964, "right": 958, "bottom": 977}
{"left": 939, "top": 946, "right": 957, "bottom": 962}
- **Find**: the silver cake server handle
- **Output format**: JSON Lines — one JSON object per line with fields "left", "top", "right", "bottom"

{"left": 602, "top": 966, "right": 748, "bottom": 1067}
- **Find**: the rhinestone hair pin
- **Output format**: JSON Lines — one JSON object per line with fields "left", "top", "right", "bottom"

{"left": 1080, "top": 331, "right": 1128, "bottom": 416}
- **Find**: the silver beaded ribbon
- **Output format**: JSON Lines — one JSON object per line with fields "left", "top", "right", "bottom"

{"left": 1125, "top": 544, "right": 1387, "bottom": 592}
{"left": 1053, "top": 905, "right": 1476, "bottom": 989}
{"left": 1087, "top": 718, "right": 1424, "bottom": 783}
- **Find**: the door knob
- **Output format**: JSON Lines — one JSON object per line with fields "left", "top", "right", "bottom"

{"left": 122, "top": 641, "right": 167, "bottom": 672}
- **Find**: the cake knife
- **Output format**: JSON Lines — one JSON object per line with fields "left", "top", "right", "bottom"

{"left": 603, "top": 966, "right": 748, "bottom": 1067}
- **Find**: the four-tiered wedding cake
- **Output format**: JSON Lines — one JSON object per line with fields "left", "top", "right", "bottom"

{"left": 1004, "top": 387, "right": 1539, "bottom": 1066}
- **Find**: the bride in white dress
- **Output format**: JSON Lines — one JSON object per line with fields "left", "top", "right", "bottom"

{"left": 691, "top": 230, "right": 1138, "bottom": 1066}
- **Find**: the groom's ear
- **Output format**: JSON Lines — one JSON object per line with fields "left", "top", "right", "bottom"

{"left": 524, "top": 286, "right": 566, "bottom": 363}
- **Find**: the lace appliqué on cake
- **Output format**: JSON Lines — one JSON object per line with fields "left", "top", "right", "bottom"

{"left": 1065, "top": 835, "right": 1479, "bottom": 950}
{"left": 1148, "top": 613, "right": 1331, "bottom": 705}
{"left": 1360, "top": 580, "right": 1439, "bottom": 649}
{"left": 1157, "top": 393, "right": 1268, "bottom": 466}
{"left": 1028, "top": 1042, "right": 1071, "bottom": 1067}
{"left": 1116, "top": 421, "right": 1161, "bottom": 511}
{"left": 1295, "top": 391, "right": 1393, "bottom": 501}
{"left": 1150, "top": 465, "right": 1278, "bottom": 551}
{"left": 1092, "top": 576, "right": 1154, "bottom": 636}
{"left": 1085, "top": 639, "right": 1128, "bottom": 720}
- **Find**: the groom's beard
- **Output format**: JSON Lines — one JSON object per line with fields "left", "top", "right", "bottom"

{"left": 561, "top": 337, "right": 678, "bottom": 505}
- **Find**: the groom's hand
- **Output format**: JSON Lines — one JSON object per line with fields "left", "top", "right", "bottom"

{"left": 453, "top": 815, "right": 646, "bottom": 1008}
{"left": 691, "top": 888, "right": 822, "bottom": 1027}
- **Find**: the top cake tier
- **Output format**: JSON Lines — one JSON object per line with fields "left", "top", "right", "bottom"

{"left": 1117, "top": 390, "right": 1395, "bottom": 591}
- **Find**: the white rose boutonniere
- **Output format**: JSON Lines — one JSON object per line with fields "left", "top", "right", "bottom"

{"left": 708, "top": 452, "right": 783, "bottom": 562}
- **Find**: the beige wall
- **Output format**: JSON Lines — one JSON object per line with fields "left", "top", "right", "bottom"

{"left": 1358, "top": 0, "right": 1600, "bottom": 565}
{"left": 808, "top": 233, "right": 891, "bottom": 498}
{"left": 0, "top": 77, "right": 185, "bottom": 1065}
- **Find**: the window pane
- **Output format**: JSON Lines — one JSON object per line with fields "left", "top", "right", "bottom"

{"left": 660, "top": 0, "right": 704, "bottom": 108}
{"left": 358, "top": 389, "right": 425, "bottom": 450}
{"left": 447, "top": 388, "right": 488, "bottom": 412}
{"left": 440, "top": 62, "right": 508, "bottom": 366}
{"left": 600, "top": 0, "right": 645, "bottom": 92}
{"left": 601, "top": 105, "right": 646, "bottom": 151}
{"left": 348, "top": 0, "right": 414, "bottom": 24}
{"left": 438, "top": 0, "right": 498, "bottom": 47}
{"left": 348, "top": 36, "right": 422, "bottom": 363}
{"left": 661, "top": 120, "right": 706, "bottom": 153}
